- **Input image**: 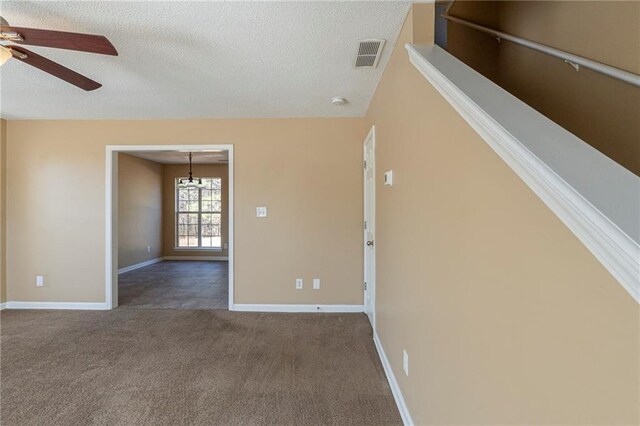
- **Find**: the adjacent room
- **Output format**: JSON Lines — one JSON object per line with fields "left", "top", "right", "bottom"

{"left": 1, "top": 1, "right": 638, "bottom": 425}
{"left": 117, "top": 150, "right": 230, "bottom": 310}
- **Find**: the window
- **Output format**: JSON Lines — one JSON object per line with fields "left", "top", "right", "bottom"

{"left": 176, "top": 178, "right": 222, "bottom": 248}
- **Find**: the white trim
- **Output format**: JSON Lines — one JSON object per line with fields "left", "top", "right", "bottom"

{"left": 373, "top": 333, "right": 414, "bottom": 426}
{"left": 4, "top": 301, "right": 110, "bottom": 310}
{"left": 106, "top": 144, "right": 235, "bottom": 310}
{"left": 0, "top": 302, "right": 7, "bottom": 311}
{"left": 173, "top": 176, "right": 224, "bottom": 251}
{"left": 163, "top": 256, "right": 228, "bottom": 261}
{"left": 363, "top": 125, "right": 376, "bottom": 330}
{"left": 232, "top": 304, "right": 364, "bottom": 313}
{"left": 105, "top": 148, "right": 117, "bottom": 309}
{"left": 227, "top": 147, "right": 235, "bottom": 311}
{"left": 118, "top": 257, "right": 163, "bottom": 274}
{"left": 406, "top": 44, "right": 640, "bottom": 304}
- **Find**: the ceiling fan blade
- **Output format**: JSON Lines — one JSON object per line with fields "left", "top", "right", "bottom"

{"left": 9, "top": 46, "right": 102, "bottom": 91}
{"left": 1, "top": 26, "right": 118, "bottom": 56}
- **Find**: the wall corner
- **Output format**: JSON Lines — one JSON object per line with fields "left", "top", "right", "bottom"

{"left": 411, "top": 3, "right": 435, "bottom": 45}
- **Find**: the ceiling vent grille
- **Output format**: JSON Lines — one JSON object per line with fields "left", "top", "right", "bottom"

{"left": 354, "top": 39, "right": 385, "bottom": 68}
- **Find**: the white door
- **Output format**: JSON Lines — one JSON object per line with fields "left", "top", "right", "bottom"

{"left": 363, "top": 127, "right": 376, "bottom": 329}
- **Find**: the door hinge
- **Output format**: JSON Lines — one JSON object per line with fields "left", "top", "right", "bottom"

{"left": 364, "top": 160, "right": 367, "bottom": 169}
{"left": 364, "top": 220, "right": 367, "bottom": 230}
{"left": 364, "top": 281, "right": 367, "bottom": 290}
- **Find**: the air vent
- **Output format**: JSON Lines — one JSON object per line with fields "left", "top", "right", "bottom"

{"left": 354, "top": 39, "right": 385, "bottom": 68}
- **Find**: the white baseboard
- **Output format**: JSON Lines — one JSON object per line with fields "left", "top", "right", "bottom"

{"left": 4, "top": 301, "right": 110, "bottom": 310}
{"left": 163, "top": 256, "right": 228, "bottom": 261}
{"left": 0, "top": 302, "right": 7, "bottom": 311}
{"left": 118, "top": 257, "right": 164, "bottom": 274}
{"left": 2, "top": 302, "right": 361, "bottom": 313}
{"left": 119, "top": 256, "right": 228, "bottom": 274}
{"left": 233, "top": 304, "right": 364, "bottom": 313}
{"left": 373, "top": 332, "right": 414, "bottom": 426}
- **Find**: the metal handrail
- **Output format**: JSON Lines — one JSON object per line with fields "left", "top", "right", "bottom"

{"left": 442, "top": 13, "right": 640, "bottom": 88}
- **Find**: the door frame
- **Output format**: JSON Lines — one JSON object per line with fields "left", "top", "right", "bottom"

{"left": 105, "top": 144, "right": 235, "bottom": 310}
{"left": 363, "top": 126, "right": 376, "bottom": 330}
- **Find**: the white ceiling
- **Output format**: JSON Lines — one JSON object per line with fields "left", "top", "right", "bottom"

{"left": 125, "top": 150, "right": 228, "bottom": 165}
{"left": 0, "top": 1, "right": 411, "bottom": 120}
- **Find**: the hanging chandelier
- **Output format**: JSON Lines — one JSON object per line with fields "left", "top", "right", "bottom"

{"left": 177, "top": 152, "right": 205, "bottom": 188}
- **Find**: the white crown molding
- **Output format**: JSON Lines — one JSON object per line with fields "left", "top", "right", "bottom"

{"left": 232, "top": 304, "right": 364, "bottom": 313}
{"left": 4, "top": 302, "right": 110, "bottom": 310}
{"left": 118, "top": 257, "right": 164, "bottom": 274}
{"left": 374, "top": 333, "right": 414, "bottom": 426}
{"left": 406, "top": 44, "right": 640, "bottom": 303}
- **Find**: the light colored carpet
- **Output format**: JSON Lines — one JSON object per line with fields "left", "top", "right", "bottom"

{"left": 118, "top": 261, "right": 228, "bottom": 310}
{"left": 0, "top": 309, "right": 401, "bottom": 425}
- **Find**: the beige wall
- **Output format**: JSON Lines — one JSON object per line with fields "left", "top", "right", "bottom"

{"left": 366, "top": 4, "right": 639, "bottom": 424}
{"left": 447, "top": 1, "right": 640, "bottom": 176}
{"left": 5, "top": 118, "right": 364, "bottom": 305}
{"left": 446, "top": 0, "right": 500, "bottom": 82}
{"left": 118, "top": 153, "right": 163, "bottom": 269}
{"left": 0, "top": 119, "right": 6, "bottom": 303}
{"left": 162, "top": 163, "right": 229, "bottom": 258}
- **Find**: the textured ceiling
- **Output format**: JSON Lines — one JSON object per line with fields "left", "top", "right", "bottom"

{"left": 126, "top": 150, "right": 228, "bottom": 165}
{"left": 0, "top": 1, "right": 411, "bottom": 119}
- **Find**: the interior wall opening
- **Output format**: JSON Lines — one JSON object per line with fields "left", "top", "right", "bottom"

{"left": 107, "top": 146, "right": 234, "bottom": 311}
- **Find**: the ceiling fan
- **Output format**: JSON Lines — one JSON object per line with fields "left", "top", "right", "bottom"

{"left": 0, "top": 17, "right": 117, "bottom": 91}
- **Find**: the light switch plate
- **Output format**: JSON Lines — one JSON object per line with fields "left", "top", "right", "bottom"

{"left": 36, "top": 275, "right": 44, "bottom": 287}
{"left": 313, "top": 278, "right": 320, "bottom": 290}
{"left": 256, "top": 207, "right": 268, "bottom": 218}
{"left": 384, "top": 170, "right": 393, "bottom": 186}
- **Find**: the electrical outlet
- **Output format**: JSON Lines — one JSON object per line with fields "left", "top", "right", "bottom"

{"left": 256, "top": 207, "right": 268, "bottom": 218}
{"left": 223, "top": 242, "right": 228, "bottom": 249}
{"left": 147, "top": 246, "right": 151, "bottom": 253}
{"left": 36, "top": 275, "right": 44, "bottom": 287}
{"left": 295, "top": 278, "right": 303, "bottom": 289}
{"left": 403, "top": 350, "right": 409, "bottom": 376}
{"left": 313, "top": 278, "right": 320, "bottom": 290}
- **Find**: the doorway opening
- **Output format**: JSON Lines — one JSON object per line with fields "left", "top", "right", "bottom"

{"left": 105, "top": 145, "right": 234, "bottom": 310}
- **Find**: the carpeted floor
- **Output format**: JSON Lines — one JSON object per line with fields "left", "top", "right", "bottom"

{"left": 118, "top": 261, "right": 228, "bottom": 309}
{"left": 0, "top": 309, "right": 401, "bottom": 425}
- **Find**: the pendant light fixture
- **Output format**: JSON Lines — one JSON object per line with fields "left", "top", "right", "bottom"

{"left": 177, "top": 152, "right": 205, "bottom": 188}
